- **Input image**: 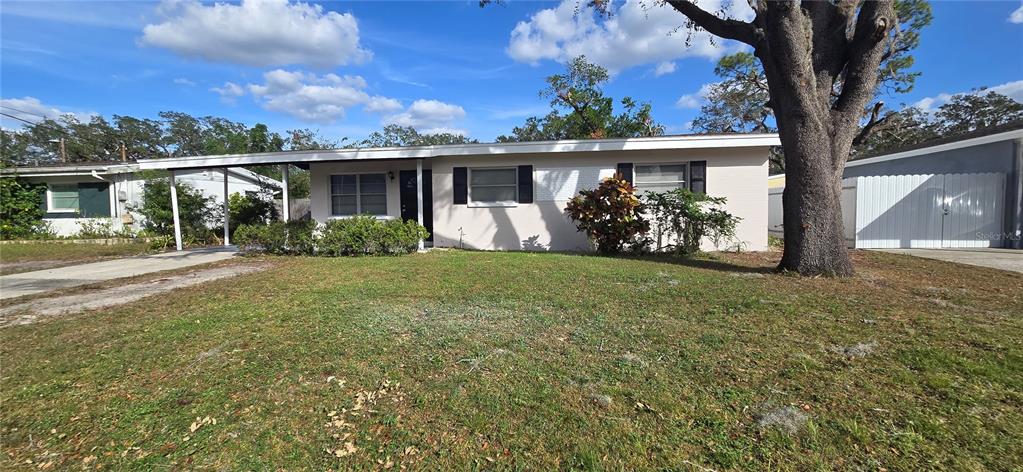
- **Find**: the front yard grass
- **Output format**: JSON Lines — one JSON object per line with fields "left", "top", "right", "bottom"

{"left": 1, "top": 250, "right": 1020, "bottom": 470}
{"left": 0, "top": 242, "right": 153, "bottom": 275}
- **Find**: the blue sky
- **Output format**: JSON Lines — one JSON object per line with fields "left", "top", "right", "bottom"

{"left": 2, "top": 0, "right": 1022, "bottom": 143}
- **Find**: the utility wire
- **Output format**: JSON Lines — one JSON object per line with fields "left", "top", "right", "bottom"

{"left": 0, "top": 112, "right": 73, "bottom": 137}
{"left": 0, "top": 104, "right": 55, "bottom": 120}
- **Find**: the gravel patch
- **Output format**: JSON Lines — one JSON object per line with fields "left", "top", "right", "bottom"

{"left": 617, "top": 352, "right": 649, "bottom": 368}
{"left": 756, "top": 406, "right": 809, "bottom": 435}
{"left": 831, "top": 341, "right": 879, "bottom": 359}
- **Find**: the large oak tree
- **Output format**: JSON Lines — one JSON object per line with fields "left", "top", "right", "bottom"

{"left": 485, "top": 0, "right": 916, "bottom": 275}
{"left": 670, "top": 0, "right": 918, "bottom": 276}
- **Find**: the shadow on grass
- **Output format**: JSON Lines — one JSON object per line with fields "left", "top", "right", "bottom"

{"left": 623, "top": 253, "right": 774, "bottom": 274}
{"left": 474, "top": 247, "right": 774, "bottom": 275}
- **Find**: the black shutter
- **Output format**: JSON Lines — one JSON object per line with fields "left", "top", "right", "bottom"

{"left": 517, "top": 165, "right": 533, "bottom": 204}
{"left": 453, "top": 167, "right": 468, "bottom": 204}
{"left": 616, "top": 163, "right": 633, "bottom": 185}
{"left": 689, "top": 161, "right": 707, "bottom": 194}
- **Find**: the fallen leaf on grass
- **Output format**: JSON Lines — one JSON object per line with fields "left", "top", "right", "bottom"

{"left": 327, "top": 441, "right": 358, "bottom": 458}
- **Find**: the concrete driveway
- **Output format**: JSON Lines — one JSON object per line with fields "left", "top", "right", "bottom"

{"left": 0, "top": 247, "right": 238, "bottom": 299}
{"left": 877, "top": 248, "right": 1023, "bottom": 274}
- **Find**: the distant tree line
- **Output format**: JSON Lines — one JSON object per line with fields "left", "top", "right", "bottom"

{"left": 3, "top": 55, "right": 1019, "bottom": 177}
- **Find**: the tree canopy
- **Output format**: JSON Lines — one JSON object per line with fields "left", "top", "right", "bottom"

{"left": 497, "top": 56, "right": 665, "bottom": 142}
{"left": 0, "top": 112, "right": 337, "bottom": 167}
{"left": 348, "top": 125, "right": 477, "bottom": 148}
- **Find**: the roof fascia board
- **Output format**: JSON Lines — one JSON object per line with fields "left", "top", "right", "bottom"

{"left": 138, "top": 134, "right": 780, "bottom": 170}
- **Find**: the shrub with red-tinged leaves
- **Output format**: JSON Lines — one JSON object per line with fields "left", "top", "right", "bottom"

{"left": 565, "top": 175, "right": 649, "bottom": 254}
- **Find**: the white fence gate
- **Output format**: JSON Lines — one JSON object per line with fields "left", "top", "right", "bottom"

{"left": 854, "top": 173, "right": 1006, "bottom": 249}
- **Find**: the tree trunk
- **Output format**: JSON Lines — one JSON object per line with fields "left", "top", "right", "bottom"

{"left": 776, "top": 125, "right": 854, "bottom": 276}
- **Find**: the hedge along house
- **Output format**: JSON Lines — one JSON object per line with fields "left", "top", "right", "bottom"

{"left": 137, "top": 134, "right": 779, "bottom": 252}
{"left": 1, "top": 162, "right": 280, "bottom": 237}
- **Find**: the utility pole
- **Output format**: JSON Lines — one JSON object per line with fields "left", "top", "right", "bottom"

{"left": 120, "top": 141, "right": 127, "bottom": 162}
{"left": 59, "top": 137, "right": 66, "bottom": 162}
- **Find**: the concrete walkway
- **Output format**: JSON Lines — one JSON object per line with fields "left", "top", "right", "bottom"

{"left": 0, "top": 247, "right": 238, "bottom": 299}
{"left": 877, "top": 248, "right": 1023, "bottom": 274}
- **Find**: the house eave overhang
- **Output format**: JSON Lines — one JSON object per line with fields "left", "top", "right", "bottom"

{"left": 136, "top": 134, "right": 781, "bottom": 170}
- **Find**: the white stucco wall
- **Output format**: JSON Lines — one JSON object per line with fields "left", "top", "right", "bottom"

{"left": 308, "top": 146, "right": 770, "bottom": 252}
{"left": 308, "top": 160, "right": 421, "bottom": 222}
{"left": 431, "top": 148, "right": 769, "bottom": 251}
{"left": 26, "top": 169, "right": 269, "bottom": 237}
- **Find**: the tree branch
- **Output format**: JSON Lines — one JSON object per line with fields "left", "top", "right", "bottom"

{"left": 852, "top": 101, "right": 891, "bottom": 146}
{"left": 665, "top": 0, "right": 759, "bottom": 46}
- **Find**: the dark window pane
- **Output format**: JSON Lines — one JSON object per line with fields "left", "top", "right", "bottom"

{"left": 332, "top": 195, "right": 357, "bottom": 215}
{"left": 472, "top": 186, "right": 517, "bottom": 203}
{"left": 471, "top": 168, "right": 517, "bottom": 186}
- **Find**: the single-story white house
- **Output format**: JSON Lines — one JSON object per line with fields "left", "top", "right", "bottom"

{"left": 1, "top": 162, "right": 280, "bottom": 237}
{"left": 769, "top": 123, "right": 1023, "bottom": 249}
{"left": 137, "top": 134, "right": 779, "bottom": 252}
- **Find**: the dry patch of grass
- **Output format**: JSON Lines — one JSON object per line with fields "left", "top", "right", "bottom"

{"left": 1, "top": 250, "right": 1020, "bottom": 470}
{"left": 0, "top": 242, "right": 153, "bottom": 275}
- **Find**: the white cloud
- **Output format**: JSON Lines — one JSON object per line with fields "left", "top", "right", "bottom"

{"left": 141, "top": 0, "right": 371, "bottom": 68}
{"left": 364, "top": 96, "right": 403, "bottom": 114}
{"left": 212, "top": 82, "right": 244, "bottom": 97}
{"left": 0, "top": 96, "right": 96, "bottom": 129}
{"left": 653, "top": 61, "right": 677, "bottom": 77}
{"left": 211, "top": 81, "right": 245, "bottom": 104}
{"left": 1010, "top": 2, "right": 1023, "bottom": 23}
{"left": 173, "top": 77, "right": 196, "bottom": 86}
{"left": 675, "top": 83, "right": 717, "bottom": 109}
{"left": 241, "top": 70, "right": 398, "bottom": 123}
{"left": 384, "top": 99, "right": 467, "bottom": 135}
{"left": 507, "top": 0, "right": 753, "bottom": 74}
{"left": 913, "top": 80, "right": 1023, "bottom": 112}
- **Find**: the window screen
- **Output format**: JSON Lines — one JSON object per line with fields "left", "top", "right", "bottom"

{"left": 49, "top": 184, "right": 79, "bottom": 211}
{"left": 470, "top": 168, "right": 517, "bottom": 204}
{"left": 634, "top": 164, "right": 688, "bottom": 194}
{"left": 331, "top": 174, "right": 387, "bottom": 216}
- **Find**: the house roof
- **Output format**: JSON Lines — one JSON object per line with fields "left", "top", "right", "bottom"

{"left": 1, "top": 161, "right": 280, "bottom": 186}
{"left": 136, "top": 133, "right": 781, "bottom": 171}
{"left": 846, "top": 123, "right": 1023, "bottom": 169}
{"left": 849, "top": 120, "right": 1023, "bottom": 162}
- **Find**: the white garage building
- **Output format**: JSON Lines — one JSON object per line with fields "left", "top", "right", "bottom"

{"left": 769, "top": 123, "right": 1023, "bottom": 250}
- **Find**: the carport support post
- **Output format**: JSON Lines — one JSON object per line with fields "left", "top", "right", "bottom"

{"left": 416, "top": 159, "right": 424, "bottom": 251}
{"left": 281, "top": 164, "right": 290, "bottom": 221}
{"left": 169, "top": 170, "right": 183, "bottom": 251}
{"left": 223, "top": 168, "right": 230, "bottom": 246}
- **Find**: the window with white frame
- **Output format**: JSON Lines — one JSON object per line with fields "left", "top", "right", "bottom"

{"left": 469, "top": 167, "right": 517, "bottom": 205}
{"left": 634, "top": 163, "right": 689, "bottom": 194}
{"left": 47, "top": 183, "right": 79, "bottom": 212}
{"left": 330, "top": 174, "right": 387, "bottom": 216}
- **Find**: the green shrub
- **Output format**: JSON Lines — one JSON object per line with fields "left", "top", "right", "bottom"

{"left": 228, "top": 186, "right": 278, "bottom": 235}
{"left": 318, "top": 216, "right": 429, "bottom": 256}
{"left": 565, "top": 176, "right": 650, "bottom": 254}
{"left": 0, "top": 177, "right": 51, "bottom": 240}
{"left": 642, "top": 188, "right": 740, "bottom": 255}
{"left": 131, "top": 177, "right": 220, "bottom": 241}
{"left": 234, "top": 220, "right": 315, "bottom": 255}
{"left": 234, "top": 217, "right": 428, "bottom": 257}
{"left": 74, "top": 219, "right": 137, "bottom": 239}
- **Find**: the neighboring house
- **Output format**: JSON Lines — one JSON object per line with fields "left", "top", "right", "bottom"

{"left": 769, "top": 122, "right": 1023, "bottom": 249}
{"left": 138, "top": 134, "right": 779, "bottom": 252}
{"left": 1, "top": 162, "right": 280, "bottom": 237}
